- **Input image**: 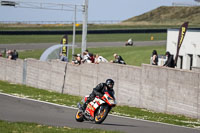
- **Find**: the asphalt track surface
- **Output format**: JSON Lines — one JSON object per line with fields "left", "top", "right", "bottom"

{"left": 0, "top": 41, "right": 166, "bottom": 51}
{"left": 0, "top": 93, "right": 199, "bottom": 133}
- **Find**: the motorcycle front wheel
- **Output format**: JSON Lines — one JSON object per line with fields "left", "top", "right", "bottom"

{"left": 94, "top": 105, "right": 110, "bottom": 124}
{"left": 75, "top": 111, "right": 84, "bottom": 122}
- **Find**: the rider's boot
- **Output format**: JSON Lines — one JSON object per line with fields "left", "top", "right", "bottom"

{"left": 81, "top": 102, "right": 88, "bottom": 112}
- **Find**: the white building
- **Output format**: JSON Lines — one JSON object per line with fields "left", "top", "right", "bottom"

{"left": 167, "top": 28, "right": 200, "bottom": 70}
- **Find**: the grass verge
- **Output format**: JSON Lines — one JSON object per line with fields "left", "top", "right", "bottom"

{"left": 18, "top": 45, "right": 166, "bottom": 66}
{"left": 0, "top": 120, "right": 120, "bottom": 133}
{"left": 0, "top": 33, "right": 166, "bottom": 44}
{"left": 0, "top": 80, "right": 200, "bottom": 128}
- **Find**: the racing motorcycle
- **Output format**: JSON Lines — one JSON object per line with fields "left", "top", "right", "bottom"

{"left": 75, "top": 91, "right": 116, "bottom": 124}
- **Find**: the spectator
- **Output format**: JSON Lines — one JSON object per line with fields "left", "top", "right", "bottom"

{"left": 82, "top": 51, "right": 92, "bottom": 63}
{"left": 90, "top": 53, "right": 95, "bottom": 63}
{"left": 163, "top": 51, "right": 175, "bottom": 68}
{"left": 85, "top": 49, "right": 93, "bottom": 57}
{"left": 82, "top": 49, "right": 94, "bottom": 63}
{"left": 94, "top": 54, "right": 108, "bottom": 64}
{"left": 152, "top": 50, "right": 158, "bottom": 65}
{"left": 72, "top": 54, "right": 82, "bottom": 65}
{"left": 60, "top": 45, "right": 68, "bottom": 62}
{"left": 60, "top": 53, "right": 68, "bottom": 62}
{"left": 6, "top": 50, "right": 13, "bottom": 60}
{"left": 12, "top": 49, "right": 18, "bottom": 60}
{"left": 111, "top": 53, "right": 126, "bottom": 65}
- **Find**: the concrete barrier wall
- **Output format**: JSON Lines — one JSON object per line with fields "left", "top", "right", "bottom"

{"left": 25, "top": 59, "right": 66, "bottom": 93}
{"left": 141, "top": 64, "right": 169, "bottom": 112}
{"left": 192, "top": 67, "right": 200, "bottom": 73}
{"left": 0, "top": 57, "right": 199, "bottom": 119}
{"left": 141, "top": 64, "right": 200, "bottom": 118}
{"left": 166, "top": 68, "right": 199, "bottom": 118}
{"left": 0, "top": 57, "right": 23, "bottom": 84}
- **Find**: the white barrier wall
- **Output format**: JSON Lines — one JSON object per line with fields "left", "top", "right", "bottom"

{"left": 0, "top": 57, "right": 200, "bottom": 119}
{"left": 167, "top": 29, "right": 200, "bottom": 70}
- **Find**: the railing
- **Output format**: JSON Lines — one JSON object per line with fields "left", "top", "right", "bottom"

{"left": 172, "top": 2, "right": 200, "bottom": 6}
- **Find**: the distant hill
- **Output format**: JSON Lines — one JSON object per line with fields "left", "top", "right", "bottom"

{"left": 123, "top": 6, "right": 200, "bottom": 25}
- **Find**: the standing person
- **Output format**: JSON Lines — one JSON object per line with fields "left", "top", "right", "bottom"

{"left": 60, "top": 35, "right": 68, "bottom": 62}
{"left": 60, "top": 47, "right": 68, "bottom": 62}
{"left": 81, "top": 79, "right": 115, "bottom": 112}
{"left": 94, "top": 54, "right": 108, "bottom": 64}
{"left": 152, "top": 50, "right": 158, "bottom": 65}
{"left": 111, "top": 53, "right": 126, "bottom": 65}
{"left": 163, "top": 51, "right": 175, "bottom": 68}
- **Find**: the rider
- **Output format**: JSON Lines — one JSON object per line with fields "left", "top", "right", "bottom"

{"left": 125, "top": 38, "right": 133, "bottom": 46}
{"left": 81, "top": 79, "right": 115, "bottom": 111}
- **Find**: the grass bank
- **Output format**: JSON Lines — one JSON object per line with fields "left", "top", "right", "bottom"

{"left": 0, "top": 23, "right": 186, "bottom": 31}
{"left": 0, "top": 80, "right": 200, "bottom": 128}
{"left": 18, "top": 45, "right": 166, "bottom": 66}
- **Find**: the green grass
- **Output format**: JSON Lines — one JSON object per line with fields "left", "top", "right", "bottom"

{"left": 0, "top": 23, "right": 199, "bottom": 31}
{"left": 19, "top": 49, "right": 45, "bottom": 59}
{"left": 0, "top": 33, "right": 166, "bottom": 44}
{"left": 112, "top": 106, "right": 200, "bottom": 128}
{"left": 124, "top": 6, "right": 200, "bottom": 26}
{"left": 0, "top": 80, "right": 200, "bottom": 128}
{"left": 0, "top": 80, "right": 81, "bottom": 106}
{"left": 18, "top": 45, "right": 166, "bottom": 66}
{"left": 0, "top": 120, "right": 120, "bottom": 133}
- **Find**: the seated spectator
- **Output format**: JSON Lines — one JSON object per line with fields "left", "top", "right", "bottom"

{"left": 82, "top": 49, "right": 95, "bottom": 63}
{"left": 85, "top": 49, "right": 93, "bottom": 57}
{"left": 6, "top": 50, "right": 13, "bottom": 60}
{"left": 90, "top": 53, "right": 95, "bottom": 63}
{"left": 12, "top": 49, "right": 18, "bottom": 60}
{"left": 94, "top": 54, "right": 108, "bottom": 64}
{"left": 110, "top": 53, "right": 126, "bottom": 65}
{"left": 82, "top": 52, "right": 91, "bottom": 63}
{"left": 72, "top": 54, "right": 82, "bottom": 65}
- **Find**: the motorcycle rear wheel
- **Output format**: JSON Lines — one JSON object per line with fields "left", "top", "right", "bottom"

{"left": 94, "top": 105, "right": 110, "bottom": 124}
{"left": 75, "top": 111, "right": 84, "bottom": 122}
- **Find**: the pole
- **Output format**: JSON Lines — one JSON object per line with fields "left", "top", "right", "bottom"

{"left": 81, "top": 0, "right": 88, "bottom": 56}
{"left": 72, "top": 5, "right": 76, "bottom": 59}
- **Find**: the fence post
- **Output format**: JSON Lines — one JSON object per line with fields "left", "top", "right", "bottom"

{"left": 22, "top": 59, "right": 27, "bottom": 85}
{"left": 61, "top": 63, "right": 68, "bottom": 94}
